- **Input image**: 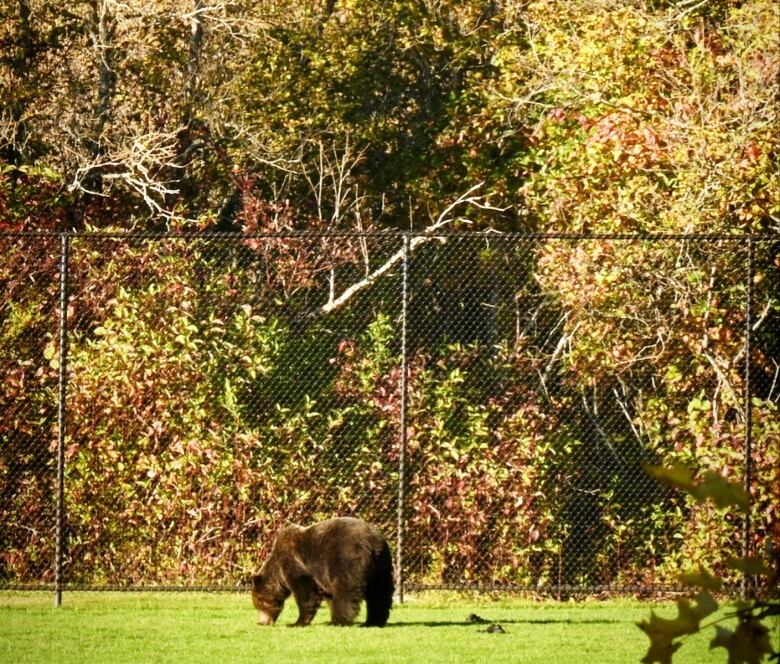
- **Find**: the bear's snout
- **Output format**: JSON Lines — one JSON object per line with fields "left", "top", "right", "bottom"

{"left": 257, "top": 609, "right": 276, "bottom": 626}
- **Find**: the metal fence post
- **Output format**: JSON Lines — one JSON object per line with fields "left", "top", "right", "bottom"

{"left": 396, "top": 233, "right": 410, "bottom": 603}
{"left": 742, "top": 236, "right": 754, "bottom": 598}
{"left": 55, "top": 232, "right": 70, "bottom": 608}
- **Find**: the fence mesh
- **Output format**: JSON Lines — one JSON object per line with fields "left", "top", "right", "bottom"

{"left": 1, "top": 232, "right": 777, "bottom": 595}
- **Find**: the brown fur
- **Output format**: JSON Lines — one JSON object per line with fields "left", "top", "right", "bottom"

{"left": 252, "top": 517, "right": 394, "bottom": 627}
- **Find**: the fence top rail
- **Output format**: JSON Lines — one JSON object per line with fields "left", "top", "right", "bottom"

{"left": 1, "top": 230, "right": 778, "bottom": 241}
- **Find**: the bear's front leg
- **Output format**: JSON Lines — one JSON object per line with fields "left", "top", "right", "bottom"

{"left": 288, "top": 575, "right": 324, "bottom": 627}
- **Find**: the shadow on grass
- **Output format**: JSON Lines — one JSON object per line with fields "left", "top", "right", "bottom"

{"left": 388, "top": 618, "right": 622, "bottom": 628}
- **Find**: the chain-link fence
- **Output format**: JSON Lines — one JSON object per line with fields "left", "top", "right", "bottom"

{"left": 1, "top": 232, "right": 778, "bottom": 600}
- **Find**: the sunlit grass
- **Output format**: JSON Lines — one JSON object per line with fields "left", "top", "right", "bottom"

{"left": 1, "top": 592, "right": 775, "bottom": 663}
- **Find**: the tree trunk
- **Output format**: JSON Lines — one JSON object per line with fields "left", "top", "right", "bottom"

{"left": 83, "top": 0, "right": 117, "bottom": 194}
{"left": 2, "top": 0, "right": 36, "bottom": 164}
{"left": 174, "top": 0, "right": 205, "bottom": 212}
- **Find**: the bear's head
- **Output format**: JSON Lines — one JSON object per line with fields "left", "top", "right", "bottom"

{"left": 251, "top": 572, "right": 289, "bottom": 625}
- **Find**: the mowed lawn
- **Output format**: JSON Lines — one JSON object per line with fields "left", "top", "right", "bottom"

{"left": 1, "top": 591, "right": 775, "bottom": 663}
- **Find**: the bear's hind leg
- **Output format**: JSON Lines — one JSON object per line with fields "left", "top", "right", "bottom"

{"left": 364, "top": 594, "right": 392, "bottom": 627}
{"left": 363, "top": 541, "right": 394, "bottom": 627}
{"left": 329, "top": 594, "right": 361, "bottom": 626}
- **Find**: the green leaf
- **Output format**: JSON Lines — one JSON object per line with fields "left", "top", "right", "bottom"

{"left": 644, "top": 463, "right": 695, "bottom": 493}
{"left": 691, "top": 590, "right": 718, "bottom": 621}
{"left": 725, "top": 556, "right": 773, "bottom": 577}
{"left": 679, "top": 568, "right": 723, "bottom": 591}
{"left": 223, "top": 377, "right": 238, "bottom": 416}
{"left": 664, "top": 365, "right": 682, "bottom": 383}
{"left": 645, "top": 464, "right": 748, "bottom": 511}
{"left": 755, "top": 601, "right": 780, "bottom": 620}
{"left": 637, "top": 613, "right": 684, "bottom": 664}
{"left": 710, "top": 617, "right": 775, "bottom": 664}
{"left": 710, "top": 625, "right": 734, "bottom": 651}
{"left": 692, "top": 472, "right": 749, "bottom": 512}
{"left": 637, "top": 592, "right": 717, "bottom": 662}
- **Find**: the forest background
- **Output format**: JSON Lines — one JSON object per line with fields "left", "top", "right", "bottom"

{"left": 1, "top": 0, "right": 778, "bottom": 238}
{"left": 0, "top": 0, "right": 778, "bottom": 591}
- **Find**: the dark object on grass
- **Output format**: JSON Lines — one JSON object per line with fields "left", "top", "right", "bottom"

{"left": 251, "top": 517, "right": 394, "bottom": 627}
{"left": 484, "top": 624, "right": 506, "bottom": 634}
{"left": 467, "top": 613, "right": 489, "bottom": 624}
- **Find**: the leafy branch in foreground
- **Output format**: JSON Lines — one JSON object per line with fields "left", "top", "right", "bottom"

{"left": 637, "top": 463, "right": 779, "bottom": 664}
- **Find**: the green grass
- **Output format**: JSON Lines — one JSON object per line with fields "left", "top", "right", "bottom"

{"left": 1, "top": 592, "right": 776, "bottom": 663}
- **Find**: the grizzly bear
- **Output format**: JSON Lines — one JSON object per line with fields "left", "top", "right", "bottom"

{"left": 251, "top": 517, "right": 394, "bottom": 627}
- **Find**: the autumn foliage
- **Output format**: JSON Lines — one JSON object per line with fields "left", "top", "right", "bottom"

{"left": 1, "top": 0, "right": 778, "bottom": 625}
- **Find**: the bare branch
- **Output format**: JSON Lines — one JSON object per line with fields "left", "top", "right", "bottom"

{"left": 67, "top": 130, "right": 183, "bottom": 220}
{"left": 316, "top": 182, "right": 505, "bottom": 316}
{"left": 613, "top": 386, "right": 644, "bottom": 445}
